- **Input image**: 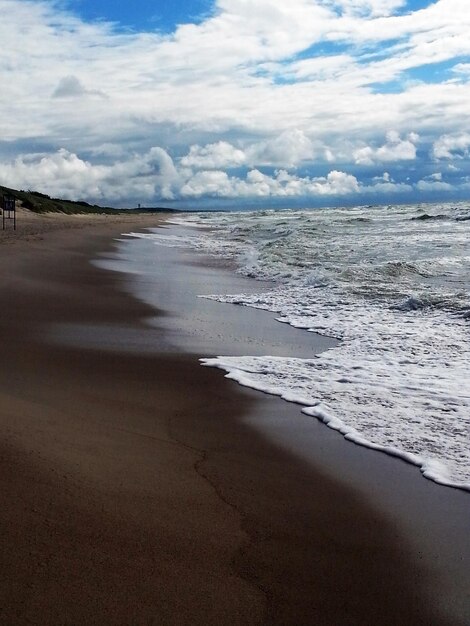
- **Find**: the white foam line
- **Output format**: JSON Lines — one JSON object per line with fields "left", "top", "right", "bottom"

{"left": 201, "top": 357, "right": 470, "bottom": 493}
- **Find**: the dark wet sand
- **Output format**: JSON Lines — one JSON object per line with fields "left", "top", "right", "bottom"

{"left": 0, "top": 213, "right": 468, "bottom": 625}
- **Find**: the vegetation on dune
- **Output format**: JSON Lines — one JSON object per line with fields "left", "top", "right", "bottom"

{"left": 0, "top": 185, "right": 173, "bottom": 214}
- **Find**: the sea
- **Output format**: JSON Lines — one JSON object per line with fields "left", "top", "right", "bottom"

{"left": 125, "top": 202, "right": 470, "bottom": 492}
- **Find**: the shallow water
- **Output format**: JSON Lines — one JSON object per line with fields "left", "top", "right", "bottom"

{"left": 126, "top": 202, "right": 470, "bottom": 491}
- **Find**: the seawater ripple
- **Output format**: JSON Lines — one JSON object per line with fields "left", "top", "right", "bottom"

{"left": 131, "top": 203, "right": 470, "bottom": 490}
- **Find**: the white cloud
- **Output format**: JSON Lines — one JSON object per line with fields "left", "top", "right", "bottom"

{"left": 52, "top": 75, "right": 107, "bottom": 99}
{"left": 270, "top": 54, "right": 355, "bottom": 82}
{"left": 0, "top": 148, "right": 180, "bottom": 202}
{"left": 180, "top": 131, "right": 321, "bottom": 171}
{"left": 354, "top": 131, "right": 418, "bottom": 165}
{"left": 432, "top": 133, "right": 470, "bottom": 160}
{"left": 180, "top": 170, "right": 235, "bottom": 197}
{"left": 180, "top": 167, "right": 419, "bottom": 198}
{"left": 365, "top": 180, "right": 412, "bottom": 193}
{"left": 327, "top": 0, "right": 406, "bottom": 18}
{"left": 414, "top": 172, "right": 454, "bottom": 192}
{"left": 416, "top": 178, "right": 453, "bottom": 191}
{"left": 180, "top": 141, "right": 246, "bottom": 169}
{"left": 1, "top": 1, "right": 470, "bottom": 204}
{"left": 1, "top": 0, "right": 469, "bottom": 148}
{"left": 2, "top": 144, "right": 466, "bottom": 203}
{"left": 246, "top": 130, "right": 315, "bottom": 167}
{"left": 0, "top": 147, "right": 362, "bottom": 201}
{"left": 375, "top": 171, "right": 391, "bottom": 182}
{"left": 180, "top": 167, "right": 361, "bottom": 198}
{"left": 452, "top": 63, "right": 470, "bottom": 77}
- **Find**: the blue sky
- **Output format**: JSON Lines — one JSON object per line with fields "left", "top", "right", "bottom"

{"left": 0, "top": 0, "right": 469, "bottom": 208}
{"left": 65, "top": 0, "right": 213, "bottom": 33}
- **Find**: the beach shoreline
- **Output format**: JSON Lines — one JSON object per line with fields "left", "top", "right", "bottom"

{"left": 0, "top": 211, "right": 468, "bottom": 625}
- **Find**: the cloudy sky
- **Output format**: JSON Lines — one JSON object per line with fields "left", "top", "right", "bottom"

{"left": 0, "top": 0, "right": 469, "bottom": 208}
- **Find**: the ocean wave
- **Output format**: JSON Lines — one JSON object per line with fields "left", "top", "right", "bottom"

{"left": 201, "top": 347, "right": 470, "bottom": 492}
{"left": 381, "top": 260, "right": 433, "bottom": 278}
{"left": 139, "top": 202, "right": 470, "bottom": 490}
{"left": 338, "top": 216, "right": 372, "bottom": 224}
{"left": 411, "top": 213, "right": 449, "bottom": 221}
{"left": 392, "top": 295, "right": 431, "bottom": 311}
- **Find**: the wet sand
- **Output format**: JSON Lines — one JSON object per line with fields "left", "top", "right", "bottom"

{"left": 0, "top": 212, "right": 468, "bottom": 625}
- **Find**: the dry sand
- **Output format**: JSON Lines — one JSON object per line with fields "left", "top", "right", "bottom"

{"left": 0, "top": 210, "right": 466, "bottom": 624}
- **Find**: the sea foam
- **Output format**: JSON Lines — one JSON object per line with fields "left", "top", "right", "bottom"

{"left": 130, "top": 203, "right": 470, "bottom": 491}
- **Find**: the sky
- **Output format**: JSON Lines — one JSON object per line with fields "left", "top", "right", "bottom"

{"left": 0, "top": 0, "right": 470, "bottom": 209}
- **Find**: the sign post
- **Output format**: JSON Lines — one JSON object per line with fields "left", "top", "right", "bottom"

{"left": 2, "top": 195, "right": 16, "bottom": 230}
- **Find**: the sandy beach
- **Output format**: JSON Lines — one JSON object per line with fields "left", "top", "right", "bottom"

{"left": 0, "top": 210, "right": 468, "bottom": 625}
